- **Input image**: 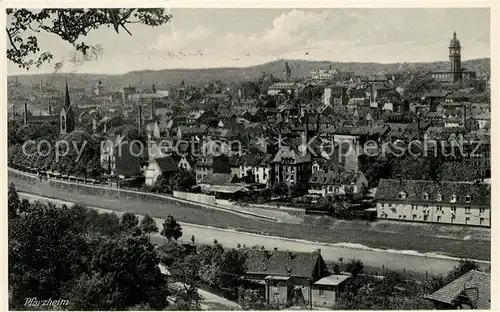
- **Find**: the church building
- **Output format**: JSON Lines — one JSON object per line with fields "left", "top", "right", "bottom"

{"left": 431, "top": 32, "right": 476, "bottom": 83}
{"left": 60, "top": 82, "right": 75, "bottom": 135}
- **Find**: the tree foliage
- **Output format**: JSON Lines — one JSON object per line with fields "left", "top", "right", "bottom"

{"left": 161, "top": 215, "right": 183, "bottom": 241}
{"left": 8, "top": 185, "right": 169, "bottom": 310}
{"left": 140, "top": 213, "right": 159, "bottom": 235}
{"left": 345, "top": 258, "right": 364, "bottom": 278}
{"left": 7, "top": 9, "right": 172, "bottom": 70}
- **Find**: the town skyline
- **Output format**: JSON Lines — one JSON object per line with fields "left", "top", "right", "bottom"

{"left": 6, "top": 8, "right": 491, "bottom": 75}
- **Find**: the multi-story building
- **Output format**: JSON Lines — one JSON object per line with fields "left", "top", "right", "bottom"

{"left": 323, "top": 85, "right": 348, "bottom": 107}
{"left": 239, "top": 152, "right": 272, "bottom": 187}
{"left": 375, "top": 179, "right": 490, "bottom": 227}
{"left": 271, "top": 145, "right": 311, "bottom": 186}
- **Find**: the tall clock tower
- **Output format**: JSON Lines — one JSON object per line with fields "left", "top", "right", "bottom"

{"left": 449, "top": 31, "right": 462, "bottom": 82}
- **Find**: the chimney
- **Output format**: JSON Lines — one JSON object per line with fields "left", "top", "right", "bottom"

{"left": 463, "top": 104, "right": 467, "bottom": 129}
{"left": 138, "top": 106, "right": 142, "bottom": 130}
{"left": 152, "top": 84, "right": 156, "bottom": 94}
{"left": 48, "top": 100, "right": 52, "bottom": 115}
{"left": 24, "top": 102, "right": 28, "bottom": 125}
{"left": 151, "top": 99, "right": 155, "bottom": 119}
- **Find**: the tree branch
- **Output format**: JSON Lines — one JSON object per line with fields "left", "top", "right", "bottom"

{"left": 6, "top": 28, "right": 20, "bottom": 52}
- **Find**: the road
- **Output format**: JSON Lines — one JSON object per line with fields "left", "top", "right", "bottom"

{"left": 19, "top": 192, "right": 490, "bottom": 276}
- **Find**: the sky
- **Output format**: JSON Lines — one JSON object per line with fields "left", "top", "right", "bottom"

{"left": 6, "top": 8, "right": 491, "bottom": 75}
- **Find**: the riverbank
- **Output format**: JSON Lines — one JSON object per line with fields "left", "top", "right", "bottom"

{"left": 9, "top": 169, "right": 490, "bottom": 262}
{"left": 18, "top": 192, "right": 490, "bottom": 276}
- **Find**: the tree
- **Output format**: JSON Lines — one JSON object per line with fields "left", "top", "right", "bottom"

{"left": 140, "top": 214, "right": 158, "bottom": 235}
{"left": 238, "top": 287, "right": 272, "bottom": 310}
{"left": 8, "top": 183, "right": 20, "bottom": 219}
{"left": 170, "top": 170, "right": 197, "bottom": 192}
{"left": 9, "top": 198, "right": 170, "bottom": 310}
{"left": 161, "top": 215, "right": 183, "bottom": 241}
{"left": 446, "top": 259, "right": 479, "bottom": 282}
{"left": 271, "top": 181, "right": 289, "bottom": 198}
{"left": 345, "top": 258, "right": 364, "bottom": 278}
{"left": 121, "top": 212, "right": 139, "bottom": 230}
{"left": 7, "top": 9, "right": 172, "bottom": 70}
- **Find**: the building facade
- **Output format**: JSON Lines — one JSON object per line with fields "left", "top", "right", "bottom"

{"left": 375, "top": 179, "right": 490, "bottom": 227}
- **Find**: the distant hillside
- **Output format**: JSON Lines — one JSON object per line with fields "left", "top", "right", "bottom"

{"left": 8, "top": 58, "right": 490, "bottom": 92}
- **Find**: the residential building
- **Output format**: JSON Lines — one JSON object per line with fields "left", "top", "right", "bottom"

{"left": 425, "top": 270, "right": 490, "bottom": 309}
{"left": 375, "top": 179, "right": 490, "bottom": 227}
{"left": 323, "top": 85, "right": 348, "bottom": 107}
{"left": 239, "top": 152, "right": 272, "bottom": 187}
{"left": 145, "top": 156, "right": 179, "bottom": 186}
{"left": 312, "top": 275, "right": 351, "bottom": 308}
{"left": 243, "top": 248, "right": 343, "bottom": 308}
{"left": 267, "top": 82, "right": 304, "bottom": 97}
{"left": 308, "top": 170, "right": 368, "bottom": 197}
{"left": 271, "top": 145, "right": 312, "bottom": 186}
{"left": 100, "top": 134, "right": 143, "bottom": 178}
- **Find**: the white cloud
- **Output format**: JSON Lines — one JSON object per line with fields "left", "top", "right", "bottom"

{"left": 149, "top": 26, "right": 214, "bottom": 52}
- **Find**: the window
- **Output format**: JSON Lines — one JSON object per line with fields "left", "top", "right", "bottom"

{"left": 411, "top": 205, "right": 416, "bottom": 210}
{"left": 480, "top": 218, "right": 485, "bottom": 225}
{"left": 413, "top": 214, "right": 417, "bottom": 220}
{"left": 465, "top": 207, "right": 471, "bottom": 214}
{"left": 399, "top": 192, "right": 406, "bottom": 199}
{"left": 334, "top": 187, "right": 340, "bottom": 194}
{"left": 451, "top": 215, "right": 455, "bottom": 223}
{"left": 451, "top": 207, "right": 457, "bottom": 213}
{"left": 423, "top": 192, "right": 429, "bottom": 200}
{"left": 423, "top": 215, "right": 428, "bottom": 221}
{"left": 273, "top": 293, "right": 279, "bottom": 299}
{"left": 328, "top": 186, "right": 333, "bottom": 192}
{"left": 480, "top": 208, "right": 485, "bottom": 214}
{"left": 437, "top": 216, "right": 441, "bottom": 222}
{"left": 465, "top": 195, "right": 471, "bottom": 202}
{"left": 436, "top": 194, "right": 442, "bottom": 201}
{"left": 451, "top": 194, "right": 457, "bottom": 202}
{"left": 319, "top": 289, "right": 325, "bottom": 297}
{"left": 465, "top": 217, "right": 470, "bottom": 224}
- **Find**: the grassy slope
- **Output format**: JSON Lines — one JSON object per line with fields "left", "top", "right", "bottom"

{"left": 9, "top": 174, "right": 490, "bottom": 261}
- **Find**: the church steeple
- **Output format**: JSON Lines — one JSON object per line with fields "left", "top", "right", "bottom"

{"left": 64, "top": 80, "right": 71, "bottom": 108}
{"left": 60, "top": 80, "right": 75, "bottom": 135}
{"left": 282, "top": 61, "right": 292, "bottom": 80}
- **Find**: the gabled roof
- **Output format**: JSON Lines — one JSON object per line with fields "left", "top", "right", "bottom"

{"left": 155, "top": 156, "right": 179, "bottom": 173}
{"left": 426, "top": 270, "right": 490, "bottom": 309}
{"left": 244, "top": 249, "right": 323, "bottom": 278}
{"left": 272, "top": 145, "right": 311, "bottom": 164}
{"left": 200, "top": 173, "right": 235, "bottom": 185}
{"left": 309, "top": 170, "right": 363, "bottom": 186}
{"left": 424, "top": 90, "right": 449, "bottom": 98}
{"left": 243, "top": 152, "right": 272, "bottom": 166}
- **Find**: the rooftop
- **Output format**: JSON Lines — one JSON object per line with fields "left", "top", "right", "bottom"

{"left": 426, "top": 270, "right": 490, "bottom": 309}
{"left": 314, "top": 275, "right": 351, "bottom": 286}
